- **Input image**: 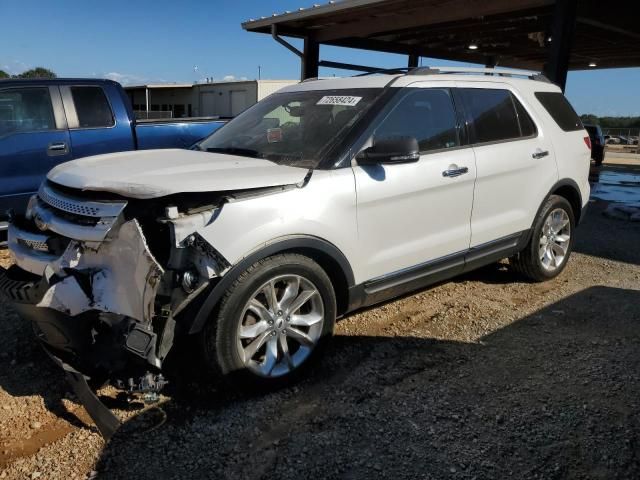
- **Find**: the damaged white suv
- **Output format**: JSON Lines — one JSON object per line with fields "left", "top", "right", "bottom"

{"left": 1, "top": 68, "right": 590, "bottom": 434}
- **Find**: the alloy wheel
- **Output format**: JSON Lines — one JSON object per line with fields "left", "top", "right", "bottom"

{"left": 539, "top": 208, "right": 571, "bottom": 272}
{"left": 236, "top": 274, "right": 325, "bottom": 378}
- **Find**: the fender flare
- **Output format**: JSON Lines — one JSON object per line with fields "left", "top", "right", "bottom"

{"left": 545, "top": 178, "right": 583, "bottom": 220}
{"left": 188, "top": 236, "right": 355, "bottom": 334}
{"left": 525, "top": 178, "right": 584, "bottom": 245}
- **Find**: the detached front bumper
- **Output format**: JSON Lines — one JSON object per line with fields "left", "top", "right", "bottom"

{"left": 0, "top": 265, "right": 133, "bottom": 439}
{"left": 1, "top": 211, "right": 172, "bottom": 385}
{"left": 1, "top": 181, "right": 225, "bottom": 437}
{"left": 0, "top": 264, "right": 161, "bottom": 382}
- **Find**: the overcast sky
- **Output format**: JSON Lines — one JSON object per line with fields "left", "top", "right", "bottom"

{"left": 2, "top": 0, "right": 639, "bottom": 116}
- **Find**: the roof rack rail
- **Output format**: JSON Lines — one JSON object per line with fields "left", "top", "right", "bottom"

{"left": 408, "top": 66, "right": 551, "bottom": 82}
{"left": 353, "top": 67, "right": 412, "bottom": 77}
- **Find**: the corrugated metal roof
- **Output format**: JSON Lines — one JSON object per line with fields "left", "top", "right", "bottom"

{"left": 242, "top": 0, "right": 640, "bottom": 71}
{"left": 242, "top": 0, "right": 386, "bottom": 31}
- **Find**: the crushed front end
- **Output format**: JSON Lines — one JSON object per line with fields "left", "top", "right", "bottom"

{"left": 0, "top": 181, "right": 228, "bottom": 437}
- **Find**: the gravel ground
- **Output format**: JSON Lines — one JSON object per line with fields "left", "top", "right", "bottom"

{"left": 1, "top": 195, "right": 639, "bottom": 479}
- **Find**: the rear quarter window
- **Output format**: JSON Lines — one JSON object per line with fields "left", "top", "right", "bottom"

{"left": 70, "top": 86, "right": 115, "bottom": 128}
{"left": 534, "top": 92, "right": 583, "bottom": 131}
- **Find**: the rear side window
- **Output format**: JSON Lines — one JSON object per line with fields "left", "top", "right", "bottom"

{"left": 459, "top": 88, "right": 521, "bottom": 143}
{"left": 70, "top": 86, "right": 114, "bottom": 128}
{"left": 375, "top": 88, "right": 459, "bottom": 152}
{"left": 513, "top": 96, "right": 537, "bottom": 137}
{"left": 534, "top": 92, "right": 582, "bottom": 131}
{"left": 0, "top": 87, "right": 55, "bottom": 136}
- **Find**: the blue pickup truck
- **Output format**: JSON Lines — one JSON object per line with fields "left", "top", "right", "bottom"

{"left": 0, "top": 78, "right": 225, "bottom": 236}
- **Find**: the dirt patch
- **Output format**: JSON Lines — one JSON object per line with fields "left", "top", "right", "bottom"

{"left": 1, "top": 198, "right": 639, "bottom": 479}
{"left": 0, "top": 249, "right": 12, "bottom": 269}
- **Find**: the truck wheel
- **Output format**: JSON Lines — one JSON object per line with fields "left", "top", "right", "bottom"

{"left": 594, "top": 150, "right": 604, "bottom": 166}
{"left": 199, "top": 254, "right": 336, "bottom": 388}
{"left": 510, "top": 195, "right": 575, "bottom": 282}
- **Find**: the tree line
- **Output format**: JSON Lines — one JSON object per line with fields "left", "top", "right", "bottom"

{"left": 580, "top": 114, "right": 640, "bottom": 129}
{"left": 0, "top": 67, "right": 57, "bottom": 79}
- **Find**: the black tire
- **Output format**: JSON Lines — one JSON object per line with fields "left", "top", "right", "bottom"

{"left": 594, "top": 153, "right": 604, "bottom": 166}
{"left": 510, "top": 195, "right": 576, "bottom": 282}
{"left": 198, "top": 253, "right": 336, "bottom": 389}
{"left": 593, "top": 147, "right": 604, "bottom": 166}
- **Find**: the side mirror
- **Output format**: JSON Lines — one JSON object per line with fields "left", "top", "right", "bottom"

{"left": 357, "top": 136, "right": 420, "bottom": 165}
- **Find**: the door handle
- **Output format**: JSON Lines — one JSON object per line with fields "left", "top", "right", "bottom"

{"left": 47, "top": 142, "right": 69, "bottom": 156}
{"left": 532, "top": 149, "right": 549, "bottom": 159}
{"left": 442, "top": 166, "right": 469, "bottom": 178}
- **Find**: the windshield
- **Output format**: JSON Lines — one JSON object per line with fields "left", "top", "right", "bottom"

{"left": 197, "top": 88, "right": 382, "bottom": 168}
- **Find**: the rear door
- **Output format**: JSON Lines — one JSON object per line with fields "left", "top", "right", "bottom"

{"left": 455, "top": 82, "right": 558, "bottom": 247}
{"left": 353, "top": 83, "right": 476, "bottom": 282}
{"left": 61, "top": 84, "right": 135, "bottom": 159}
{"left": 0, "top": 85, "right": 71, "bottom": 216}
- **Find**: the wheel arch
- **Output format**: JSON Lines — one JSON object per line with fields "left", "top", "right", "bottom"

{"left": 187, "top": 236, "right": 355, "bottom": 334}
{"left": 548, "top": 179, "right": 583, "bottom": 224}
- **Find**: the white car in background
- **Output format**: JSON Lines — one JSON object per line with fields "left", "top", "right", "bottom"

{"left": 1, "top": 67, "right": 590, "bottom": 436}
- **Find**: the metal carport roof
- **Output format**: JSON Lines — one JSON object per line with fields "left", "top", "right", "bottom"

{"left": 243, "top": 0, "right": 640, "bottom": 89}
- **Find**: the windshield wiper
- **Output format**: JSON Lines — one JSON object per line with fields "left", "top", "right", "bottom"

{"left": 205, "top": 147, "right": 262, "bottom": 159}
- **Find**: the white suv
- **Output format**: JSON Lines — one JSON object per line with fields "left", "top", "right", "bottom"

{"left": 1, "top": 67, "right": 590, "bottom": 401}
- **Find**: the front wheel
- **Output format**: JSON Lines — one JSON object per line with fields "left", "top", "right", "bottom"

{"left": 199, "top": 254, "right": 336, "bottom": 388}
{"left": 510, "top": 195, "right": 575, "bottom": 282}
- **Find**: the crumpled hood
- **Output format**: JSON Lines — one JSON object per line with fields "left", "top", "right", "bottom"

{"left": 47, "top": 149, "right": 309, "bottom": 199}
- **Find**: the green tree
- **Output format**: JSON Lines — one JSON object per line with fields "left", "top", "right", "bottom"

{"left": 0, "top": 70, "right": 10, "bottom": 79}
{"left": 16, "top": 67, "right": 57, "bottom": 79}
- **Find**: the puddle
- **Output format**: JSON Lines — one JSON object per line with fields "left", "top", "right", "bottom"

{"left": 589, "top": 167, "right": 640, "bottom": 207}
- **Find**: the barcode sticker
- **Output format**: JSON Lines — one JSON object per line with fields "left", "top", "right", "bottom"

{"left": 316, "top": 95, "right": 362, "bottom": 107}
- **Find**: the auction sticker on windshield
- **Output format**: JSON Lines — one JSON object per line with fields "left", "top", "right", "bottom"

{"left": 316, "top": 96, "right": 362, "bottom": 107}
{"left": 267, "top": 128, "right": 283, "bottom": 143}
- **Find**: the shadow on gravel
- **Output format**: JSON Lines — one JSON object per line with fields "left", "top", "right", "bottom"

{"left": 95, "top": 286, "right": 640, "bottom": 480}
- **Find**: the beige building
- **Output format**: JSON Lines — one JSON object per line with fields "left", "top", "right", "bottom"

{"left": 125, "top": 80, "right": 298, "bottom": 119}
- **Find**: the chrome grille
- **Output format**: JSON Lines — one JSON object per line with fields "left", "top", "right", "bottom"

{"left": 33, "top": 183, "right": 128, "bottom": 242}
{"left": 17, "top": 237, "right": 49, "bottom": 252}
{"left": 38, "top": 183, "right": 127, "bottom": 218}
{"left": 38, "top": 187, "right": 100, "bottom": 216}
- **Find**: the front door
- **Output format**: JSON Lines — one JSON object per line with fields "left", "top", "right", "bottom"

{"left": 352, "top": 84, "right": 476, "bottom": 282}
{"left": 0, "top": 85, "right": 71, "bottom": 216}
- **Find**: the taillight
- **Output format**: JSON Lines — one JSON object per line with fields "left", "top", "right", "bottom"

{"left": 584, "top": 136, "right": 592, "bottom": 150}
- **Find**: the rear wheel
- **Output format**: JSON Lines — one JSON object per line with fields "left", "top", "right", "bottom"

{"left": 199, "top": 254, "right": 336, "bottom": 388}
{"left": 511, "top": 195, "right": 575, "bottom": 282}
{"left": 593, "top": 150, "right": 604, "bottom": 166}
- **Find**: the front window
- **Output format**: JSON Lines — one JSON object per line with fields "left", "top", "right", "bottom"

{"left": 197, "top": 88, "right": 382, "bottom": 168}
{"left": 373, "top": 88, "right": 460, "bottom": 153}
{"left": 0, "top": 87, "right": 56, "bottom": 136}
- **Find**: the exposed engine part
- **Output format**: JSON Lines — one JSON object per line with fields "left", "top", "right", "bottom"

{"left": 125, "top": 323, "right": 158, "bottom": 364}
{"left": 115, "top": 372, "right": 168, "bottom": 403}
{"left": 180, "top": 269, "right": 199, "bottom": 293}
{"left": 165, "top": 205, "right": 179, "bottom": 219}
